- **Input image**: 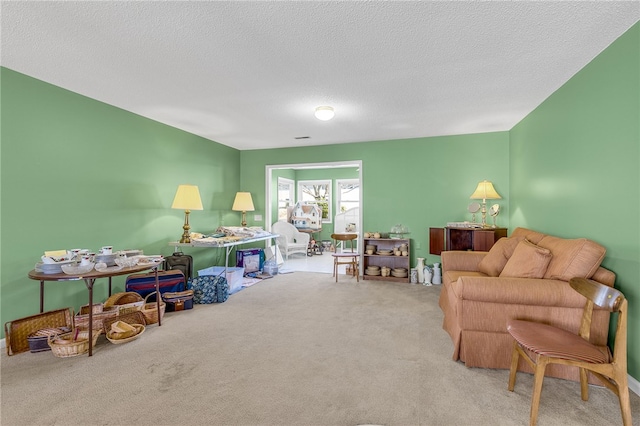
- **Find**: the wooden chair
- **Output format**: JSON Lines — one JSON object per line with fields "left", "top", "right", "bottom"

{"left": 330, "top": 233, "right": 359, "bottom": 282}
{"left": 507, "top": 277, "right": 631, "bottom": 426}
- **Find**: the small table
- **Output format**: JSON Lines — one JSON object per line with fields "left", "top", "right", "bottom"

{"left": 28, "top": 263, "right": 162, "bottom": 356}
{"left": 298, "top": 228, "right": 323, "bottom": 254}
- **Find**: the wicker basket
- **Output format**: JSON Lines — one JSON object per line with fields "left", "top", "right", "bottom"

{"left": 106, "top": 324, "right": 145, "bottom": 344}
{"left": 141, "top": 291, "right": 165, "bottom": 325}
{"left": 79, "top": 304, "right": 104, "bottom": 315}
{"left": 74, "top": 307, "right": 118, "bottom": 331}
{"left": 27, "top": 327, "right": 72, "bottom": 353}
{"left": 48, "top": 330, "right": 101, "bottom": 358}
{"left": 104, "top": 292, "right": 144, "bottom": 314}
{"left": 4, "top": 308, "right": 74, "bottom": 356}
{"left": 102, "top": 311, "right": 146, "bottom": 334}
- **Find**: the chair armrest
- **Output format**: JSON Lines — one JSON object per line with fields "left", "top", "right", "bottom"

{"left": 294, "top": 233, "right": 310, "bottom": 245}
{"left": 442, "top": 250, "right": 487, "bottom": 273}
{"left": 276, "top": 235, "right": 288, "bottom": 247}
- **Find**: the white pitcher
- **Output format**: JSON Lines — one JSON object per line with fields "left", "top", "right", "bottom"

{"left": 423, "top": 265, "right": 433, "bottom": 285}
{"left": 432, "top": 263, "right": 442, "bottom": 285}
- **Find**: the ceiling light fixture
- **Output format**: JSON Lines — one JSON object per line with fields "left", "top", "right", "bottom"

{"left": 314, "top": 106, "right": 335, "bottom": 121}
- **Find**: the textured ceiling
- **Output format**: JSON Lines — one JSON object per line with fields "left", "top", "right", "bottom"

{"left": 2, "top": 1, "right": 638, "bottom": 150}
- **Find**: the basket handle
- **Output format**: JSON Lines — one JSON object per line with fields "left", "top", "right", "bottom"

{"left": 144, "top": 291, "right": 158, "bottom": 304}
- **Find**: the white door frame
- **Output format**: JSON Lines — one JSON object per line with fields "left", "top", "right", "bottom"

{"left": 265, "top": 160, "right": 363, "bottom": 270}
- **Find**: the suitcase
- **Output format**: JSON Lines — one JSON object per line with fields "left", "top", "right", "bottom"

{"left": 164, "top": 251, "right": 193, "bottom": 282}
{"left": 125, "top": 269, "right": 186, "bottom": 299}
{"left": 162, "top": 290, "right": 194, "bottom": 312}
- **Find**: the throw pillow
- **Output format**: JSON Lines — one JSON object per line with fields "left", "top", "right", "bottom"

{"left": 477, "top": 237, "right": 520, "bottom": 277}
{"left": 500, "top": 239, "right": 553, "bottom": 279}
{"left": 537, "top": 236, "right": 606, "bottom": 281}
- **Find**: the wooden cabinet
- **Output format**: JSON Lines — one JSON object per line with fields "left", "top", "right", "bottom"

{"left": 429, "top": 227, "right": 507, "bottom": 254}
{"left": 362, "top": 238, "right": 410, "bottom": 283}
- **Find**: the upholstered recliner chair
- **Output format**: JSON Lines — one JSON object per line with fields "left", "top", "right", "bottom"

{"left": 272, "top": 221, "right": 310, "bottom": 259}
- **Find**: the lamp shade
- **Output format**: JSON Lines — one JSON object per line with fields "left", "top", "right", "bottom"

{"left": 171, "top": 185, "right": 203, "bottom": 210}
{"left": 470, "top": 180, "right": 502, "bottom": 201}
{"left": 232, "top": 192, "right": 255, "bottom": 212}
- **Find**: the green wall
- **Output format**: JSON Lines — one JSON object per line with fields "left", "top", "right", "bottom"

{"left": 510, "top": 23, "right": 640, "bottom": 379}
{"left": 241, "top": 132, "right": 510, "bottom": 267}
{"left": 0, "top": 68, "right": 242, "bottom": 336}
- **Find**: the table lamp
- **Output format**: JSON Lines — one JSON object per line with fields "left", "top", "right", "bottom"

{"left": 470, "top": 180, "right": 501, "bottom": 228}
{"left": 171, "top": 185, "right": 203, "bottom": 243}
{"left": 232, "top": 192, "right": 255, "bottom": 227}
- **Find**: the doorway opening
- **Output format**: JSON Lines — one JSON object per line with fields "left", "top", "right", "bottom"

{"left": 265, "top": 161, "right": 363, "bottom": 273}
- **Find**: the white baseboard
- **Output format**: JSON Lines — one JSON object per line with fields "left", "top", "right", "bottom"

{"left": 0, "top": 337, "right": 5, "bottom": 350}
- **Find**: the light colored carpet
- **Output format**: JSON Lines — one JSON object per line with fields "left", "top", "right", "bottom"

{"left": 1, "top": 272, "right": 638, "bottom": 425}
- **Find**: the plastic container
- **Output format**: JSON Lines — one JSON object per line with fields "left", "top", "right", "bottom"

{"left": 263, "top": 260, "right": 278, "bottom": 276}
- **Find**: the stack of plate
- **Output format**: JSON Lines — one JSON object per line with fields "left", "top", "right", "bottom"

{"left": 391, "top": 268, "right": 408, "bottom": 278}
{"left": 365, "top": 244, "right": 377, "bottom": 252}
{"left": 377, "top": 249, "right": 393, "bottom": 256}
{"left": 94, "top": 253, "right": 118, "bottom": 266}
{"left": 35, "top": 259, "right": 76, "bottom": 274}
{"left": 365, "top": 265, "right": 381, "bottom": 276}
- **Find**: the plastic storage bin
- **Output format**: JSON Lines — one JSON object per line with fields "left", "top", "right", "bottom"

{"left": 263, "top": 259, "right": 278, "bottom": 276}
{"left": 198, "top": 266, "right": 245, "bottom": 294}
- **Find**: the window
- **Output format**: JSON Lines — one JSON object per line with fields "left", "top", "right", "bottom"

{"left": 336, "top": 179, "right": 360, "bottom": 213}
{"left": 298, "top": 180, "right": 331, "bottom": 223}
{"left": 277, "top": 178, "right": 295, "bottom": 222}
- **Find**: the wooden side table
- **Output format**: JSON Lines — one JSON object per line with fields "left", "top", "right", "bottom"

{"left": 429, "top": 227, "right": 507, "bottom": 254}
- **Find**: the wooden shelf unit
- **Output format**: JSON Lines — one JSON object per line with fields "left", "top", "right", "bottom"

{"left": 362, "top": 238, "right": 410, "bottom": 283}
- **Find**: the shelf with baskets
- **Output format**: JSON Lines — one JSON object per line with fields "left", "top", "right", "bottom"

{"left": 362, "top": 238, "right": 410, "bottom": 283}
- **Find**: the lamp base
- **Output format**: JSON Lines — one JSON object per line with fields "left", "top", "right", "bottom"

{"left": 179, "top": 210, "right": 191, "bottom": 243}
{"left": 480, "top": 203, "right": 489, "bottom": 228}
{"left": 179, "top": 232, "right": 191, "bottom": 244}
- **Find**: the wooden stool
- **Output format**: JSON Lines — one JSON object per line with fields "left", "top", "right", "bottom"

{"left": 331, "top": 234, "right": 359, "bottom": 282}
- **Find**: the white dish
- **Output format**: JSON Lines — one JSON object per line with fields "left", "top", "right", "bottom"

{"left": 114, "top": 257, "right": 138, "bottom": 267}
{"left": 94, "top": 264, "right": 123, "bottom": 273}
{"left": 35, "top": 262, "right": 64, "bottom": 274}
{"left": 41, "top": 256, "right": 76, "bottom": 265}
{"left": 61, "top": 263, "right": 94, "bottom": 275}
{"left": 136, "top": 255, "right": 163, "bottom": 265}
